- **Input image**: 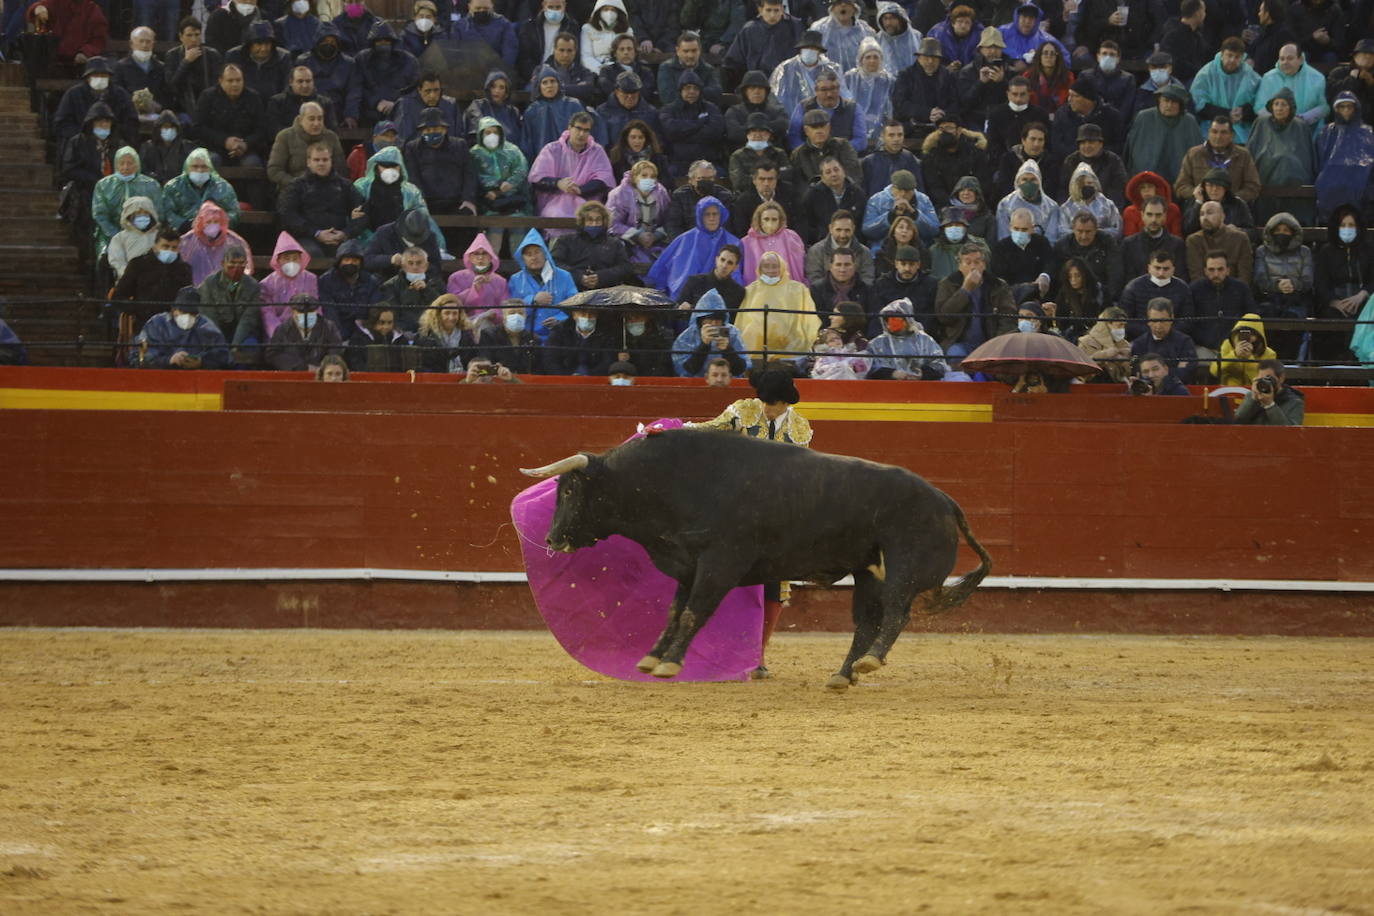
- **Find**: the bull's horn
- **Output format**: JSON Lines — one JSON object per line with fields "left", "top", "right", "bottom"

{"left": 519, "top": 453, "right": 590, "bottom": 478}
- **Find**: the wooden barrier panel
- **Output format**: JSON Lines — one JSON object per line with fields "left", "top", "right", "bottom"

{"left": 2, "top": 408, "right": 1371, "bottom": 584}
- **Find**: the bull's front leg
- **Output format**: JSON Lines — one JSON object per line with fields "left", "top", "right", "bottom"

{"left": 652, "top": 563, "right": 744, "bottom": 678}
{"left": 636, "top": 581, "right": 692, "bottom": 674}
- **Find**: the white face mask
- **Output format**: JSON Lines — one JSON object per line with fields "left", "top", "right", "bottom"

{"left": 235, "top": 2, "right": 256, "bottom": 16}
{"left": 609, "top": 376, "right": 633, "bottom": 386}
{"left": 132, "top": 49, "right": 152, "bottom": 63}
{"left": 1009, "top": 101, "right": 1027, "bottom": 112}
{"left": 160, "top": 126, "right": 178, "bottom": 142}
{"left": 1149, "top": 273, "right": 1171, "bottom": 286}
{"left": 379, "top": 167, "right": 401, "bottom": 184}
{"left": 1110, "top": 327, "right": 1127, "bottom": 341}
{"left": 1098, "top": 55, "right": 1118, "bottom": 73}
{"left": 414, "top": 16, "right": 434, "bottom": 31}
{"left": 1017, "top": 319, "right": 1036, "bottom": 333}
{"left": 88, "top": 76, "right": 109, "bottom": 91}
{"left": 599, "top": 10, "right": 617, "bottom": 28}
{"left": 281, "top": 260, "right": 302, "bottom": 278}
{"left": 132, "top": 214, "right": 153, "bottom": 230}
{"left": 504, "top": 313, "right": 526, "bottom": 332}
{"left": 295, "top": 310, "right": 318, "bottom": 330}
{"left": 174, "top": 312, "right": 197, "bottom": 330}
{"left": 759, "top": 274, "right": 781, "bottom": 285}
{"left": 189, "top": 169, "right": 211, "bottom": 185}
{"left": 292, "top": 0, "right": 310, "bottom": 12}
{"left": 482, "top": 132, "right": 500, "bottom": 149}
{"left": 800, "top": 48, "right": 819, "bottom": 66}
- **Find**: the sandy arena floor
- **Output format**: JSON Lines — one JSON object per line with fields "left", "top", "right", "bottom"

{"left": 0, "top": 629, "right": 1371, "bottom": 915}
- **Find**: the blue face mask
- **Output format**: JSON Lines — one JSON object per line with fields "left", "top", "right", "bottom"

{"left": 423, "top": 131, "right": 445, "bottom": 146}
{"left": 1011, "top": 229, "right": 1031, "bottom": 247}
{"left": 944, "top": 225, "right": 965, "bottom": 243}
{"left": 746, "top": 139, "right": 768, "bottom": 151}
{"left": 575, "top": 316, "right": 596, "bottom": 333}
{"left": 156, "top": 248, "right": 178, "bottom": 264}
{"left": 189, "top": 170, "right": 211, "bottom": 185}
{"left": 625, "top": 320, "right": 645, "bottom": 336}
{"left": 1339, "top": 226, "right": 1359, "bottom": 244}
{"left": 583, "top": 225, "right": 605, "bottom": 238}
{"left": 93, "top": 127, "right": 111, "bottom": 140}
{"left": 1150, "top": 68, "right": 1169, "bottom": 86}
{"left": 609, "top": 377, "right": 633, "bottom": 386}
{"left": 636, "top": 177, "right": 656, "bottom": 194}
{"left": 404, "top": 270, "right": 427, "bottom": 283}
{"left": 545, "top": 8, "right": 563, "bottom": 22}
{"left": 132, "top": 214, "right": 153, "bottom": 230}
{"left": 114, "top": 170, "right": 135, "bottom": 182}
{"left": 160, "top": 127, "right": 178, "bottom": 143}
{"left": 1018, "top": 319, "right": 1036, "bottom": 333}
{"left": 297, "top": 310, "right": 318, "bottom": 330}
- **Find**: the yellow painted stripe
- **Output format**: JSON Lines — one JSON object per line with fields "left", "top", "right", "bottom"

{"left": 1306, "top": 412, "right": 1374, "bottom": 428}
{"left": 0, "top": 388, "right": 222, "bottom": 411}
{"left": 802, "top": 401, "right": 993, "bottom": 423}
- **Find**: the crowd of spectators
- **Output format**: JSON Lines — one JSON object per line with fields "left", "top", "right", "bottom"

{"left": 9, "top": 0, "right": 1374, "bottom": 393}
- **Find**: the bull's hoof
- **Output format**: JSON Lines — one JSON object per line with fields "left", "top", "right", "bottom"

{"left": 636, "top": 654, "right": 661, "bottom": 673}
{"left": 825, "top": 674, "right": 852, "bottom": 690}
{"left": 853, "top": 655, "right": 883, "bottom": 674}
{"left": 750, "top": 665, "right": 772, "bottom": 680}
{"left": 650, "top": 661, "right": 682, "bottom": 679}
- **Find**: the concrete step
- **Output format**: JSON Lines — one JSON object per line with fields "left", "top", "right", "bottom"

{"left": 0, "top": 270, "right": 87, "bottom": 299}
{"left": 2, "top": 190, "right": 65, "bottom": 218}
{"left": 0, "top": 243, "right": 82, "bottom": 271}
{"left": 0, "top": 217, "right": 70, "bottom": 244}
{"left": 0, "top": 163, "right": 57, "bottom": 190}
{"left": 0, "top": 64, "right": 28, "bottom": 87}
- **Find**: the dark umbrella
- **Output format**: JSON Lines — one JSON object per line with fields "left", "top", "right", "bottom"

{"left": 560, "top": 286, "right": 677, "bottom": 310}
{"left": 420, "top": 40, "right": 505, "bottom": 96}
{"left": 959, "top": 331, "right": 1102, "bottom": 379}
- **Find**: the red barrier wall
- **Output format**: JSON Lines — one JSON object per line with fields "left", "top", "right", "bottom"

{"left": 3, "top": 406, "right": 1371, "bottom": 580}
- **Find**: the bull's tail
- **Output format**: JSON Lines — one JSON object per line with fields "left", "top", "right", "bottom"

{"left": 924, "top": 500, "right": 992, "bottom": 615}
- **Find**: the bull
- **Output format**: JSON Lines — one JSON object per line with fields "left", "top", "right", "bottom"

{"left": 520, "top": 428, "right": 991, "bottom": 690}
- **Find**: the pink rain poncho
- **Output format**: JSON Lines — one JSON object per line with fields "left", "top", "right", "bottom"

{"left": 258, "top": 231, "right": 319, "bottom": 339}
{"left": 445, "top": 232, "right": 509, "bottom": 331}
{"left": 527, "top": 129, "right": 614, "bottom": 234}
{"left": 178, "top": 200, "right": 254, "bottom": 286}
{"left": 511, "top": 420, "right": 763, "bottom": 682}
{"left": 741, "top": 224, "right": 806, "bottom": 286}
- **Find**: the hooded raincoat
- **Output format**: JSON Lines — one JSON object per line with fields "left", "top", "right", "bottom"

{"left": 161, "top": 148, "right": 241, "bottom": 233}
{"left": 946, "top": 175, "right": 995, "bottom": 243}
{"left": 352, "top": 146, "right": 443, "bottom": 243}
{"left": 1254, "top": 58, "right": 1329, "bottom": 127}
{"left": 91, "top": 146, "right": 163, "bottom": 257}
{"left": 179, "top": 200, "right": 255, "bottom": 287}
{"left": 1121, "top": 170, "right": 1183, "bottom": 237}
{"left": 734, "top": 253, "right": 822, "bottom": 360}
{"left": 742, "top": 205, "right": 807, "bottom": 286}
{"left": 645, "top": 196, "right": 743, "bottom": 300}
{"left": 863, "top": 298, "right": 949, "bottom": 379}
{"left": 994, "top": 159, "right": 1061, "bottom": 240}
{"left": 873, "top": 1, "right": 922, "bottom": 76}
{"left": 999, "top": 3, "right": 1067, "bottom": 63}
{"left": 464, "top": 71, "right": 525, "bottom": 152}
{"left": 1248, "top": 89, "right": 1316, "bottom": 194}
{"left": 670, "top": 288, "right": 751, "bottom": 378}
{"left": 843, "top": 38, "right": 894, "bottom": 143}
{"left": 606, "top": 169, "right": 670, "bottom": 263}
{"left": 445, "top": 233, "right": 509, "bottom": 331}
{"left": 106, "top": 194, "right": 159, "bottom": 280}
{"left": 259, "top": 231, "right": 319, "bottom": 338}
{"left": 1059, "top": 162, "right": 1122, "bottom": 239}
{"left": 1314, "top": 93, "right": 1374, "bottom": 222}
{"left": 520, "top": 66, "right": 587, "bottom": 162}
{"left": 811, "top": 3, "right": 878, "bottom": 73}
{"left": 580, "top": 0, "right": 630, "bottom": 72}
{"left": 1188, "top": 51, "right": 1261, "bottom": 144}
{"left": 469, "top": 116, "right": 531, "bottom": 216}
{"left": 507, "top": 228, "right": 579, "bottom": 343}
{"left": 527, "top": 128, "right": 614, "bottom": 228}
{"left": 770, "top": 51, "right": 845, "bottom": 116}
{"left": 1211, "top": 314, "right": 1277, "bottom": 386}
{"left": 1125, "top": 99, "right": 1198, "bottom": 181}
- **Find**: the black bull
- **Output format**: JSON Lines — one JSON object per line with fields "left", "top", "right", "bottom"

{"left": 520, "top": 429, "right": 992, "bottom": 690}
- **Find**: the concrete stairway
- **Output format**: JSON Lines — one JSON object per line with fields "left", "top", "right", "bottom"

{"left": 0, "top": 71, "right": 104, "bottom": 366}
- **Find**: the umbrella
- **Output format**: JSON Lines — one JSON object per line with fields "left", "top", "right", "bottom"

{"left": 959, "top": 331, "right": 1102, "bottom": 379}
{"left": 560, "top": 285, "right": 676, "bottom": 310}
{"left": 420, "top": 40, "right": 505, "bottom": 96}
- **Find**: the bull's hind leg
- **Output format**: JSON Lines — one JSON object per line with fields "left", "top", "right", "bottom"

{"left": 827, "top": 569, "right": 883, "bottom": 690}
{"left": 859, "top": 561, "right": 943, "bottom": 670}
{"left": 638, "top": 581, "right": 692, "bottom": 673}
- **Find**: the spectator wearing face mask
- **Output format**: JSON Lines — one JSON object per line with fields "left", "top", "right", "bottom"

{"left": 452, "top": 1, "right": 518, "bottom": 74}
{"left": 864, "top": 298, "right": 948, "bottom": 380}
{"left": 550, "top": 201, "right": 636, "bottom": 292}
{"left": 379, "top": 247, "right": 445, "bottom": 332}
{"left": 161, "top": 148, "right": 241, "bottom": 234}
{"left": 274, "top": 0, "right": 321, "bottom": 55}
{"left": 114, "top": 225, "right": 194, "bottom": 327}
{"left": 206, "top": 0, "right": 262, "bottom": 55}
{"left": 401, "top": 108, "right": 478, "bottom": 216}
{"left": 540, "top": 306, "right": 618, "bottom": 375}
{"left": 179, "top": 200, "right": 253, "bottom": 285}
{"left": 267, "top": 294, "right": 345, "bottom": 371}
{"left": 299, "top": 22, "right": 358, "bottom": 121}
{"left": 929, "top": 207, "right": 990, "bottom": 281}
{"left": 991, "top": 206, "right": 1055, "bottom": 287}
{"left": 132, "top": 287, "right": 231, "bottom": 369}
{"left": 54, "top": 58, "right": 138, "bottom": 146}
{"left": 354, "top": 21, "right": 418, "bottom": 127}
{"left": 615, "top": 310, "right": 674, "bottom": 377}
{"left": 107, "top": 195, "right": 161, "bottom": 281}
{"left": 330, "top": 0, "right": 379, "bottom": 56}
{"left": 259, "top": 232, "right": 319, "bottom": 340}
{"left": 399, "top": 0, "right": 444, "bottom": 58}
{"left": 1253, "top": 212, "right": 1314, "bottom": 355}
{"left": 475, "top": 298, "right": 542, "bottom": 375}
{"left": 91, "top": 146, "right": 163, "bottom": 260}
{"left": 444, "top": 234, "right": 507, "bottom": 334}
{"left": 114, "top": 27, "right": 168, "bottom": 109}
{"left": 871, "top": 244, "right": 937, "bottom": 336}
{"left": 1077, "top": 305, "right": 1132, "bottom": 383}
{"left": 197, "top": 243, "right": 262, "bottom": 359}
{"left": 994, "top": 159, "right": 1060, "bottom": 241}
{"left": 392, "top": 71, "right": 460, "bottom": 144}
{"left": 317, "top": 239, "right": 383, "bottom": 335}
{"left": 1057, "top": 163, "right": 1120, "bottom": 241}
{"left": 140, "top": 111, "right": 197, "bottom": 185}
{"left": 226, "top": 21, "right": 293, "bottom": 102}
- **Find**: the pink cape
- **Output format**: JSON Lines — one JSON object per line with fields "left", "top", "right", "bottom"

{"left": 510, "top": 421, "right": 763, "bottom": 682}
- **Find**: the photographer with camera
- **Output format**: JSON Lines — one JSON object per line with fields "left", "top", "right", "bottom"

{"left": 1210, "top": 313, "right": 1277, "bottom": 388}
{"left": 1127, "top": 353, "right": 1189, "bottom": 395}
{"left": 1234, "top": 359, "right": 1304, "bottom": 425}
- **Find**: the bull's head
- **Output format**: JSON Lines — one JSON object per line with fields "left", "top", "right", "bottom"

{"left": 519, "top": 453, "right": 604, "bottom": 552}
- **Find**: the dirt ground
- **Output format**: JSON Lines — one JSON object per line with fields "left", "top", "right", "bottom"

{"left": 1, "top": 629, "right": 1371, "bottom": 916}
